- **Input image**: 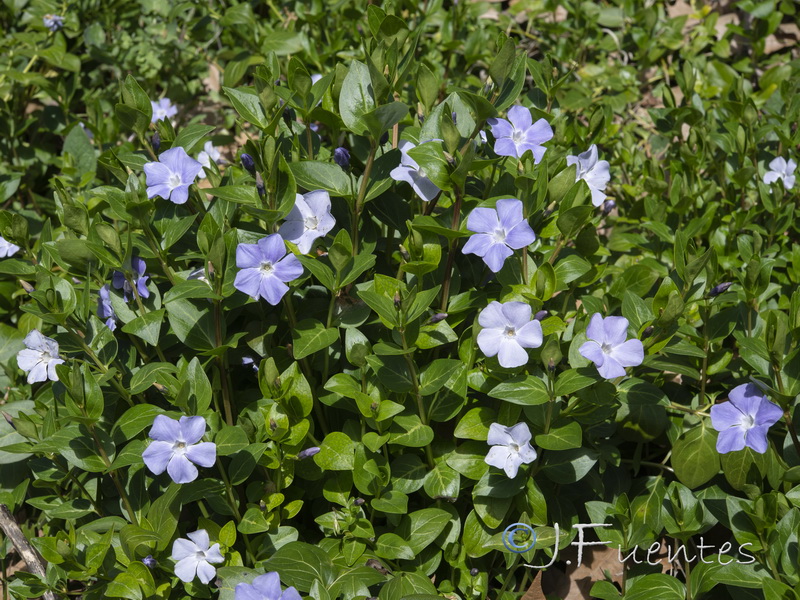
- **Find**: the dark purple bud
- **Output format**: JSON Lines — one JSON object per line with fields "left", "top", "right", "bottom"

{"left": 393, "top": 291, "right": 402, "bottom": 309}
{"left": 380, "top": 132, "right": 389, "bottom": 145}
{"left": 417, "top": 113, "right": 425, "bottom": 124}
{"left": 709, "top": 282, "right": 733, "bottom": 297}
{"left": 241, "top": 153, "right": 255, "bottom": 175}
{"left": 334, "top": 147, "right": 350, "bottom": 170}
{"left": 354, "top": 497, "right": 366, "bottom": 506}
{"left": 3, "top": 412, "right": 15, "bottom": 430}
{"left": 429, "top": 312, "right": 448, "bottom": 324}
{"left": 534, "top": 310, "right": 548, "bottom": 321}
{"left": 142, "top": 555, "right": 157, "bottom": 569}
{"left": 151, "top": 132, "right": 160, "bottom": 154}
{"left": 297, "top": 447, "right": 320, "bottom": 460}
{"left": 602, "top": 200, "right": 616, "bottom": 216}
{"left": 283, "top": 107, "right": 296, "bottom": 125}
{"left": 451, "top": 111, "right": 457, "bottom": 124}
{"left": 642, "top": 326, "right": 654, "bottom": 339}
{"left": 470, "top": 568, "right": 479, "bottom": 576}
{"left": 548, "top": 358, "right": 556, "bottom": 372}
{"left": 255, "top": 172, "right": 265, "bottom": 197}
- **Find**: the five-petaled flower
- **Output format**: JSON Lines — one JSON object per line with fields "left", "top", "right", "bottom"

{"left": 235, "top": 572, "right": 302, "bottom": 600}
{"left": 711, "top": 383, "right": 783, "bottom": 454}
{"left": 389, "top": 140, "right": 441, "bottom": 202}
{"left": 234, "top": 234, "right": 303, "bottom": 305}
{"left": 0, "top": 236, "right": 20, "bottom": 258}
{"left": 566, "top": 144, "right": 611, "bottom": 207}
{"left": 484, "top": 422, "right": 538, "bottom": 478}
{"left": 477, "top": 301, "right": 543, "bottom": 368}
{"left": 97, "top": 285, "right": 117, "bottom": 331}
{"left": 144, "top": 147, "right": 203, "bottom": 205}
{"left": 487, "top": 105, "right": 553, "bottom": 161}
{"left": 151, "top": 98, "right": 178, "bottom": 124}
{"left": 112, "top": 256, "right": 150, "bottom": 302}
{"left": 171, "top": 529, "right": 224, "bottom": 584}
{"left": 462, "top": 198, "right": 536, "bottom": 273}
{"left": 278, "top": 190, "right": 335, "bottom": 254}
{"left": 43, "top": 14, "right": 63, "bottom": 31}
{"left": 17, "top": 330, "right": 65, "bottom": 384}
{"left": 579, "top": 314, "right": 644, "bottom": 379}
{"left": 197, "top": 142, "right": 222, "bottom": 179}
{"left": 763, "top": 157, "right": 796, "bottom": 190}
{"left": 142, "top": 415, "right": 216, "bottom": 484}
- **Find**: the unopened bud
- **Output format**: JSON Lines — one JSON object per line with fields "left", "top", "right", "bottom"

{"left": 151, "top": 132, "right": 160, "bottom": 154}
{"left": 380, "top": 132, "right": 389, "bottom": 145}
{"left": 398, "top": 245, "right": 410, "bottom": 262}
{"left": 534, "top": 310, "right": 548, "bottom": 321}
{"left": 602, "top": 200, "right": 616, "bottom": 216}
{"left": 142, "top": 555, "right": 157, "bottom": 569}
{"left": 451, "top": 111, "right": 457, "bottom": 124}
{"left": 429, "top": 312, "right": 448, "bottom": 324}
{"left": 709, "top": 282, "right": 732, "bottom": 297}
{"left": 255, "top": 172, "right": 265, "bottom": 197}
{"left": 353, "top": 497, "right": 365, "bottom": 506}
{"left": 297, "top": 447, "right": 320, "bottom": 460}
{"left": 370, "top": 402, "right": 379, "bottom": 413}
{"left": 642, "top": 326, "right": 654, "bottom": 339}
{"left": 269, "top": 419, "right": 277, "bottom": 431}
{"left": 241, "top": 153, "right": 256, "bottom": 175}
{"left": 548, "top": 358, "right": 556, "bottom": 372}
{"left": 470, "top": 567, "right": 479, "bottom": 576}
{"left": 333, "top": 147, "right": 350, "bottom": 170}
{"left": 417, "top": 113, "right": 425, "bottom": 124}
{"left": 393, "top": 291, "right": 401, "bottom": 309}
{"left": 2, "top": 412, "right": 15, "bottom": 430}
{"left": 19, "top": 280, "right": 35, "bottom": 293}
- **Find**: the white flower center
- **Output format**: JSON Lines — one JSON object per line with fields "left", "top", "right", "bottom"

{"left": 259, "top": 261, "right": 274, "bottom": 274}
{"left": 511, "top": 129, "right": 525, "bottom": 144}
{"left": 742, "top": 414, "right": 756, "bottom": 430}
{"left": 509, "top": 442, "right": 520, "bottom": 452}
{"left": 167, "top": 172, "right": 182, "bottom": 189}
{"left": 304, "top": 216, "right": 319, "bottom": 230}
{"left": 172, "top": 441, "right": 188, "bottom": 456}
{"left": 195, "top": 550, "right": 207, "bottom": 560}
{"left": 41, "top": 351, "right": 52, "bottom": 363}
{"left": 601, "top": 342, "right": 613, "bottom": 354}
{"left": 503, "top": 326, "right": 517, "bottom": 338}
{"left": 492, "top": 228, "right": 507, "bottom": 243}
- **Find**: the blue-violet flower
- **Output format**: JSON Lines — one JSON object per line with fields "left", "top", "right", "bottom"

{"left": 144, "top": 147, "right": 202, "bottom": 205}
{"left": 711, "top": 383, "right": 783, "bottom": 454}
{"left": 142, "top": 415, "right": 216, "bottom": 484}
{"left": 234, "top": 234, "right": 303, "bottom": 305}
{"left": 462, "top": 198, "right": 535, "bottom": 273}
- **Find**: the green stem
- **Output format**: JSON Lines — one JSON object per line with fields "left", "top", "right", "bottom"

{"left": 400, "top": 328, "right": 434, "bottom": 468}
{"left": 87, "top": 424, "right": 138, "bottom": 526}
{"left": 65, "top": 323, "right": 134, "bottom": 407}
{"left": 439, "top": 185, "right": 463, "bottom": 313}
{"left": 352, "top": 141, "right": 377, "bottom": 256}
{"left": 214, "top": 299, "right": 234, "bottom": 426}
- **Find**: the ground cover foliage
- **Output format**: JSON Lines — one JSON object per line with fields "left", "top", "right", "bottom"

{"left": 1, "top": 0, "right": 800, "bottom": 599}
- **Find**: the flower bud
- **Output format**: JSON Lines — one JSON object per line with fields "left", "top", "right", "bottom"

{"left": 393, "top": 291, "right": 402, "bottom": 309}
{"left": 642, "top": 326, "right": 654, "bottom": 339}
{"left": 19, "top": 280, "right": 35, "bottom": 293}
{"left": 334, "top": 147, "right": 350, "bottom": 170}
{"left": 417, "top": 113, "right": 425, "bottom": 124}
{"left": 297, "top": 447, "right": 320, "bottom": 460}
{"left": 241, "top": 153, "right": 256, "bottom": 175}
{"left": 269, "top": 419, "right": 277, "bottom": 432}
{"left": 255, "top": 172, "right": 266, "bottom": 197}
{"left": 534, "top": 310, "right": 548, "bottom": 321}
{"left": 429, "top": 312, "right": 448, "bottom": 324}
{"left": 370, "top": 402, "right": 379, "bottom": 413}
{"left": 151, "top": 132, "right": 160, "bottom": 154}
{"left": 602, "top": 199, "right": 616, "bottom": 215}
{"left": 380, "top": 132, "right": 389, "bottom": 145}
{"left": 709, "top": 282, "right": 732, "bottom": 297}
{"left": 451, "top": 111, "right": 457, "bottom": 125}
{"left": 354, "top": 497, "right": 365, "bottom": 506}
{"left": 3, "top": 412, "right": 15, "bottom": 430}
{"left": 142, "top": 555, "right": 157, "bottom": 569}
{"left": 470, "top": 568, "right": 479, "bottom": 576}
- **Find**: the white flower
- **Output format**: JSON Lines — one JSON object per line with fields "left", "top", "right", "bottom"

{"left": 0, "top": 236, "right": 21, "bottom": 258}
{"left": 477, "top": 301, "right": 543, "bottom": 368}
{"left": 566, "top": 144, "right": 611, "bottom": 207}
{"left": 171, "top": 529, "right": 224, "bottom": 584}
{"left": 763, "top": 157, "right": 796, "bottom": 190}
{"left": 197, "top": 142, "right": 222, "bottom": 179}
{"left": 278, "top": 190, "right": 335, "bottom": 254}
{"left": 389, "top": 140, "right": 441, "bottom": 202}
{"left": 485, "top": 422, "right": 538, "bottom": 478}
{"left": 16, "top": 330, "right": 65, "bottom": 384}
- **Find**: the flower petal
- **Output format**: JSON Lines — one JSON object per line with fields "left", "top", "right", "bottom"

{"left": 478, "top": 301, "right": 507, "bottom": 329}
{"left": 167, "top": 454, "right": 199, "bottom": 484}
{"left": 178, "top": 416, "right": 207, "bottom": 444}
{"left": 462, "top": 232, "right": 494, "bottom": 258}
{"left": 485, "top": 445, "right": 512, "bottom": 470}
{"left": 500, "top": 302, "right": 532, "bottom": 329}
{"left": 252, "top": 572, "right": 282, "bottom": 597}
{"left": 487, "top": 117, "right": 513, "bottom": 139}
{"left": 504, "top": 222, "right": 536, "bottom": 249}
{"left": 507, "top": 422, "right": 532, "bottom": 445}
{"left": 503, "top": 452, "right": 524, "bottom": 478}
{"left": 585, "top": 313, "right": 605, "bottom": 343}
{"left": 526, "top": 118, "right": 554, "bottom": 146}
{"left": 710, "top": 401, "right": 744, "bottom": 432}
{"left": 16, "top": 349, "right": 42, "bottom": 371}
{"left": 142, "top": 441, "right": 174, "bottom": 475}
{"left": 234, "top": 268, "right": 262, "bottom": 299}
{"left": 466, "top": 207, "right": 500, "bottom": 234}
{"left": 477, "top": 328, "right": 503, "bottom": 358}
{"left": 169, "top": 185, "right": 189, "bottom": 205}
{"left": 716, "top": 427, "right": 745, "bottom": 453}
{"left": 27, "top": 361, "right": 48, "bottom": 384}
{"left": 483, "top": 242, "right": 513, "bottom": 273}
{"left": 186, "top": 442, "right": 217, "bottom": 468}
{"left": 257, "top": 234, "right": 287, "bottom": 265}
{"left": 171, "top": 538, "right": 198, "bottom": 561}
{"left": 755, "top": 399, "right": 783, "bottom": 428}
{"left": 497, "top": 338, "right": 528, "bottom": 368}
{"left": 273, "top": 253, "right": 304, "bottom": 283}
{"left": 495, "top": 198, "right": 523, "bottom": 231}
{"left": 494, "top": 137, "right": 519, "bottom": 158}
{"left": 579, "top": 341, "right": 604, "bottom": 367}
{"left": 507, "top": 105, "right": 532, "bottom": 131}
{"left": 602, "top": 316, "right": 630, "bottom": 346}
{"left": 173, "top": 556, "right": 199, "bottom": 583}
{"left": 149, "top": 415, "right": 180, "bottom": 442}
{"left": 187, "top": 529, "right": 210, "bottom": 550}
{"left": 410, "top": 175, "right": 441, "bottom": 203}
{"left": 596, "top": 355, "right": 626, "bottom": 379}
{"left": 260, "top": 275, "right": 289, "bottom": 305}
{"left": 609, "top": 339, "right": 644, "bottom": 368}
{"left": 516, "top": 321, "right": 543, "bottom": 349}
{"left": 195, "top": 560, "right": 217, "bottom": 584}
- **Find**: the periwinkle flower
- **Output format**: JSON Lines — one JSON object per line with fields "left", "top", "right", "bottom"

{"left": 579, "top": 314, "right": 644, "bottom": 379}
{"left": 234, "top": 234, "right": 303, "bottom": 305}
{"left": 709, "top": 282, "right": 733, "bottom": 297}
{"left": 486, "top": 105, "right": 553, "bottom": 161}
{"left": 97, "top": 285, "right": 117, "bottom": 331}
{"left": 763, "top": 157, "right": 796, "bottom": 189}
{"left": 389, "top": 140, "right": 441, "bottom": 202}
{"left": 462, "top": 198, "right": 535, "bottom": 273}
{"left": 16, "top": 330, "right": 65, "bottom": 384}
{"left": 171, "top": 530, "right": 224, "bottom": 584}
{"left": 534, "top": 310, "right": 548, "bottom": 321}
{"left": 151, "top": 98, "right": 178, "bottom": 124}
{"left": 197, "top": 142, "right": 222, "bottom": 179}
{"left": 234, "top": 572, "right": 301, "bottom": 600}
{"left": 477, "top": 301, "right": 543, "bottom": 368}
{"left": 566, "top": 145, "right": 611, "bottom": 207}
{"left": 144, "top": 147, "right": 203, "bottom": 205}
{"left": 0, "top": 236, "right": 21, "bottom": 258}
{"left": 241, "top": 356, "right": 259, "bottom": 372}
{"left": 112, "top": 256, "right": 150, "bottom": 302}
{"left": 278, "top": 190, "right": 335, "bottom": 254}
{"left": 43, "top": 14, "right": 63, "bottom": 31}
{"left": 602, "top": 199, "right": 616, "bottom": 216}
{"left": 711, "top": 383, "right": 783, "bottom": 454}
{"left": 484, "top": 422, "right": 538, "bottom": 478}
{"left": 142, "top": 415, "right": 216, "bottom": 484}
{"left": 142, "top": 555, "right": 157, "bottom": 569}
{"left": 151, "top": 132, "right": 160, "bottom": 153}
{"left": 333, "top": 147, "right": 350, "bottom": 169}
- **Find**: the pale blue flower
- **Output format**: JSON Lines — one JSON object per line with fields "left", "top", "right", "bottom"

{"left": 144, "top": 147, "right": 202, "bottom": 205}
{"left": 43, "top": 14, "right": 63, "bottom": 31}
{"left": 234, "top": 234, "right": 303, "bottom": 305}
{"left": 112, "top": 256, "right": 150, "bottom": 302}
{"left": 763, "top": 157, "right": 796, "bottom": 189}
{"left": 0, "top": 236, "right": 20, "bottom": 258}
{"left": 16, "top": 330, "right": 65, "bottom": 384}
{"left": 462, "top": 198, "right": 535, "bottom": 272}
{"left": 97, "top": 285, "right": 117, "bottom": 331}
{"left": 171, "top": 530, "right": 224, "bottom": 583}
{"left": 235, "top": 572, "right": 301, "bottom": 600}
{"left": 579, "top": 314, "right": 643, "bottom": 379}
{"left": 278, "top": 190, "right": 335, "bottom": 254}
{"left": 566, "top": 144, "right": 611, "bottom": 206}
{"left": 197, "top": 142, "right": 222, "bottom": 179}
{"left": 711, "top": 383, "right": 783, "bottom": 454}
{"left": 477, "top": 301, "right": 543, "bottom": 368}
{"left": 142, "top": 415, "right": 216, "bottom": 484}
{"left": 485, "top": 422, "right": 537, "bottom": 478}
{"left": 151, "top": 98, "right": 178, "bottom": 123}
{"left": 390, "top": 140, "right": 441, "bottom": 202}
{"left": 487, "top": 105, "right": 553, "bottom": 161}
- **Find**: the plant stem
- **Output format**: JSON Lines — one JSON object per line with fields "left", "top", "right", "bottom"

{"left": 214, "top": 299, "right": 234, "bottom": 426}
{"left": 439, "top": 185, "right": 463, "bottom": 312}
{"left": 352, "top": 141, "right": 377, "bottom": 256}
{"left": 400, "top": 327, "right": 435, "bottom": 468}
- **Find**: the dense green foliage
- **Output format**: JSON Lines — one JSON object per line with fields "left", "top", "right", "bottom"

{"left": 1, "top": 1, "right": 799, "bottom": 599}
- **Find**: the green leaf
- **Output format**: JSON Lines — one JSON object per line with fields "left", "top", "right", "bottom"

{"left": 172, "top": 124, "right": 215, "bottom": 153}
{"left": 262, "top": 542, "right": 336, "bottom": 593}
{"left": 626, "top": 574, "right": 685, "bottom": 600}
{"left": 215, "top": 426, "right": 250, "bottom": 456}
{"left": 222, "top": 86, "right": 268, "bottom": 128}
{"left": 291, "top": 319, "right": 339, "bottom": 360}
{"left": 375, "top": 533, "right": 415, "bottom": 560}
{"left": 671, "top": 424, "right": 719, "bottom": 489}
{"left": 314, "top": 432, "right": 355, "bottom": 470}
{"left": 535, "top": 420, "right": 582, "bottom": 450}
{"left": 489, "top": 375, "right": 549, "bottom": 405}
{"left": 289, "top": 161, "right": 353, "bottom": 198}
{"left": 121, "top": 309, "right": 164, "bottom": 346}
{"left": 339, "top": 60, "right": 376, "bottom": 136}
{"left": 389, "top": 414, "right": 434, "bottom": 448}
{"left": 419, "top": 359, "right": 462, "bottom": 396}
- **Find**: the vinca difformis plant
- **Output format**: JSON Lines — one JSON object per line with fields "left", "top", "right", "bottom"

{"left": 0, "top": 1, "right": 800, "bottom": 600}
